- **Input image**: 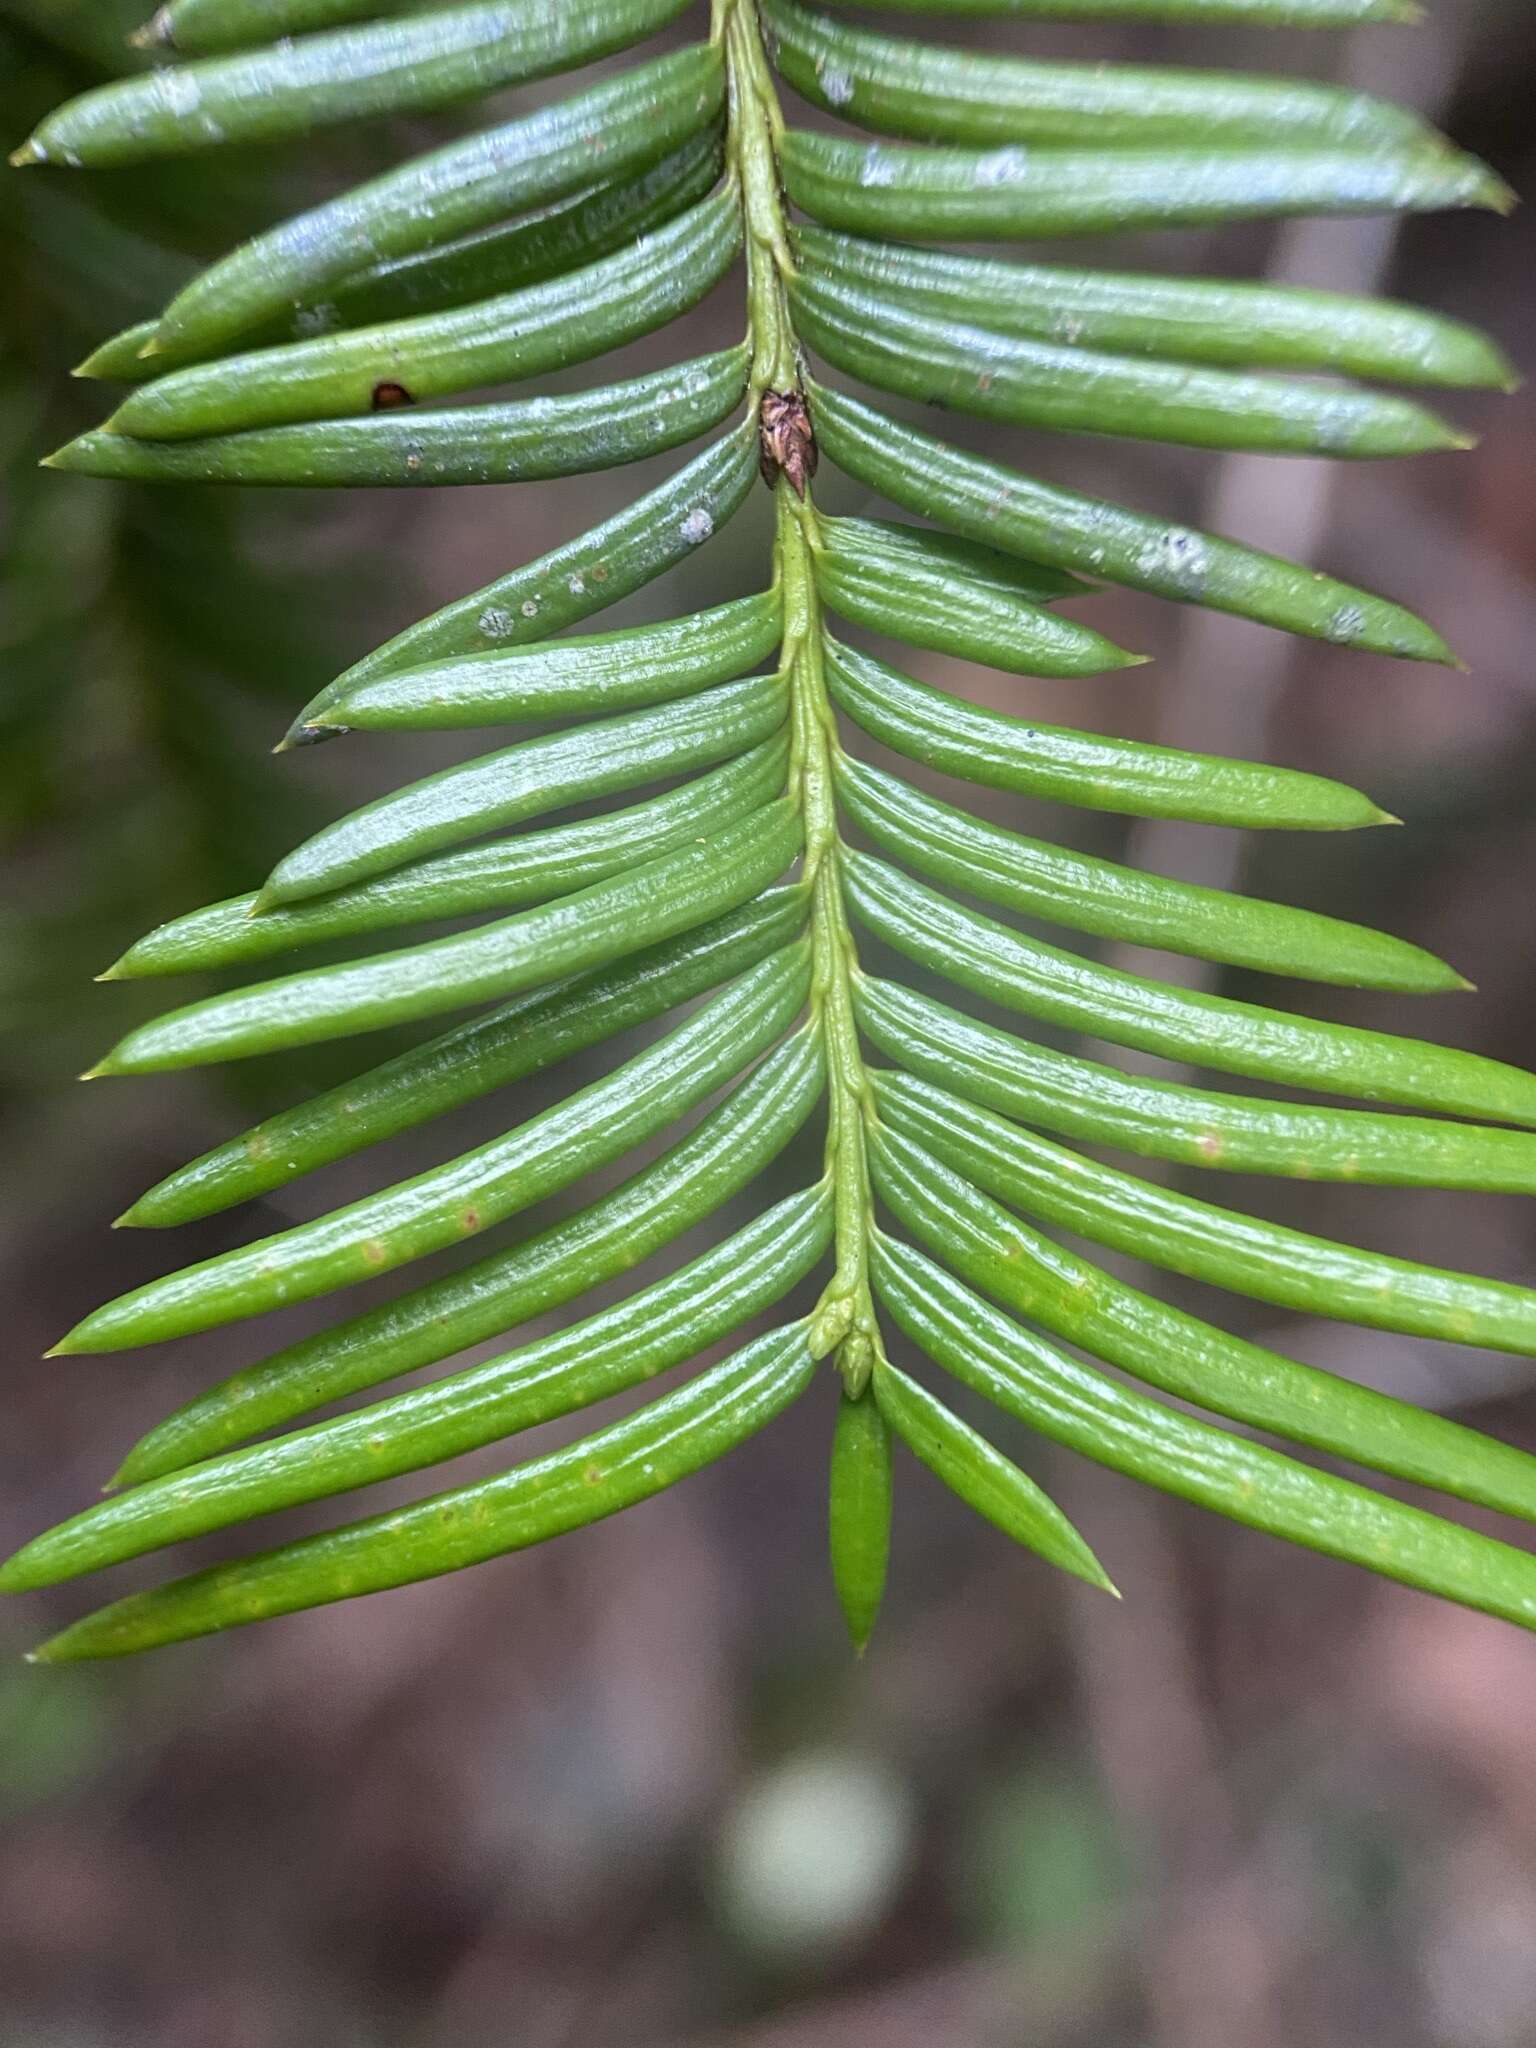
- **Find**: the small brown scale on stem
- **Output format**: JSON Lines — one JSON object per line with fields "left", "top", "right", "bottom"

{"left": 758, "top": 390, "right": 817, "bottom": 498}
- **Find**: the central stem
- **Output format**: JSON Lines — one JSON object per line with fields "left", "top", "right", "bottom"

{"left": 722, "top": 0, "right": 880, "bottom": 1393}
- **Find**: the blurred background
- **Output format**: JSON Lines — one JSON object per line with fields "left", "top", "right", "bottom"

{"left": 3, "top": 2, "right": 1536, "bottom": 2042}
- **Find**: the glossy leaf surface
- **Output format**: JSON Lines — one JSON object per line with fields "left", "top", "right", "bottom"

{"left": 11, "top": 0, "right": 1534, "bottom": 1658}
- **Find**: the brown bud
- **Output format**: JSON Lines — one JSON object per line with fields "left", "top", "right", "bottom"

{"left": 370, "top": 381, "right": 415, "bottom": 411}
{"left": 758, "top": 389, "right": 818, "bottom": 498}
